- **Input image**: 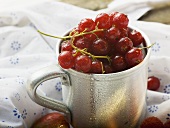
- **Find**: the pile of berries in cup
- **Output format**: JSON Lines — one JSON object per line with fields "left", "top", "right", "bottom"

{"left": 58, "top": 11, "right": 147, "bottom": 74}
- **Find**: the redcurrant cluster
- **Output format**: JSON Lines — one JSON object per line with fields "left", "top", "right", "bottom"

{"left": 58, "top": 12, "right": 146, "bottom": 74}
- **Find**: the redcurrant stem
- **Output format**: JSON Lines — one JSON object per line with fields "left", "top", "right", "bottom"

{"left": 100, "top": 62, "right": 105, "bottom": 74}
{"left": 37, "top": 28, "right": 104, "bottom": 40}
{"left": 38, "top": 28, "right": 111, "bottom": 68}
{"left": 139, "top": 43, "right": 155, "bottom": 50}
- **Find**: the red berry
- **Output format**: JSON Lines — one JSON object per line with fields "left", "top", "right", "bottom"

{"left": 91, "top": 38, "right": 110, "bottom": 56}
{"left": 78, "top": 18, "right": 95, "bottom": 32}
{"left": 147, "top": 76, "right": 160, "bottom": 91}
{"left": 90, "top": 60, "right": 103, "bottom": 74}
{"left": 74, "top": 37, "right": 90, "bottom": 49}
{"left": 120, "top": 28, "right": 128, "bottom": 38}
{"left": 110, "top": 12, "right": 129, "bottom": 29}
{"left": 109, "top": 11, "right": 118, "bottom": 21}
{"left": 72, "top": 50, "right": 82, "bottom": 62}
{"left": 95, "top": 13, "right": 111, "bottom": 29}
{"left": 125, "top": 47, "right": 144, "bottom": 68}
{"left": 115, "top": 37, "right": 133, "bottom": 55}
{"left": 103, "top": 64, "right": 113, "bottom": 74}
{"left": 105, "top": 26, "right": 121, "bottom": 43}
{"left": 128, "top": 29, "right": 144, "bottom": 47}
{"left": 140, "top": 116, "right": 164, "bottom": 128}
{"left": 58, "top": 51, "right": 74, "bottom": 69}
{"left": 61, "top": 40, "right": 73, "bottom": 52}
{"left": 111, "top": 55, "right": 127, "bottom": 72}
{"left": 84, "top": 33, "right": 97, "bottom": 42}
{"left": 93, "top": 30, "right": 106, "bottom": 39}
{"left": 31, "top": 112, "right": 70, "bottom": 128}
{"left": 75, "top": 55, "right": 92, "bottom": 73}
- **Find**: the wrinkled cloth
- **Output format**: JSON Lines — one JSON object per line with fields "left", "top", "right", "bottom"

{"left": 0, "top": 0, "right": 170, "bottom": 127}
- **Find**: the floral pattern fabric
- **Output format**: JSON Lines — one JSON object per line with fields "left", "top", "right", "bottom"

{"left": 0, "top": 0, "right": 170, "bottom": 127}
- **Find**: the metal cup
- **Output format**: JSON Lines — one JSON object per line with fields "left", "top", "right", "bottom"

{"left": 27, "top": 26, "right": 151, "bottom": 128}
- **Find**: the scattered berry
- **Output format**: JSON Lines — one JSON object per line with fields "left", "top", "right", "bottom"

{"left": 140, "top": 116, "right": 164, "bottom": 128}
{"left": 31, "top": 112, "right": 70, "bottom": 128}
{"left": 147, "top": 76, "right": 160, "bottom": 91}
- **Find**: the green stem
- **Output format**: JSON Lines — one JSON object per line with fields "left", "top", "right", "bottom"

{"left": 38, "top": 28, "right": 110, "bottom": 64}
{"left": 38, "top": 29, "right": 104, "bottom": 40}
{"left": 139, "top": 43, "right": 155, "bottom": 50}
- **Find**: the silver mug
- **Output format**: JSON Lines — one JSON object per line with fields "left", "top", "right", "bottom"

{"left": 27, "top": 26, "right": 151, "bottom": 128}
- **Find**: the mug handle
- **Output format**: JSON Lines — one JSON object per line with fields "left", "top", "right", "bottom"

{"left": 26, "top": 64, "right": 71, "bottom": 123}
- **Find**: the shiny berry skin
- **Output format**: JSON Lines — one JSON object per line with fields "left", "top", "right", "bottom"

{"left": 125, "top": 47, "right": 143, "bottom": 68}
{"left": 91, "top": 38, "right": 110, "bottom": 56}
{"left": 147, "top": 76, "right": 160, "bottom": 91}
{"left": 120, "top": 28, "right": 128, "bottom": 38}
{"left": 90, "top": 60, "right": 103, "bottom": 74}
{"left": 75, "top": 55, "right": 92, "bottom": 73}
{"left": 105, "top": 27, "right": 121, "bottom": 43}
{"left": 61, "top": 40, "right": 73, "bottom": 52}
{"left": 93, "top": 30, "right": 106, "bottom": 39}
{"left": 140, "top": 116, "right": 164, "bottom": 128}
{"left": 110, "top": 12, "right": 129, "bottom": 29}
{"left": 95, "top": 13, "right": 111, "bottom": 29}
{"left": 72, "top": 50, "right": 82, "bottom": 62}
{"left": 128, "top": 30, "right": 144, "bottom": 47}
{"left": 111, "top": 55, "right": 127, "bottom": 72}
{"left": 109, "top": 11, "right": 118, "bottom": 21}
{"left": 84, "top": 33, "right": 97, "bottom": 42}
{"left": 74, "top": 37, "right": 90, "bottom": 49}
{"left": 103, "top": 64, "right": 113, "bottom": 74}
{"left": 78, "top": 18, "right": 95, "bottom": 32}
{"left": 58, "top": 51, "right": 74, "bottom": 69}
{"left": 31, "top": 112, "right": 70, "bottom": 128}
{"left": 115, "top": 37, "right": 133, "bottom": 55}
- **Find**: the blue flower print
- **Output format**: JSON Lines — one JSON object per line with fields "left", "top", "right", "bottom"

{"left": 151, "top": 42, "right": 160, "bottom": 52}
{"left": 55, "top": 81, "right": 62, "bottom": 91}
{"left": 148, "top": 67, "right": 151, "bottom": 72}
{"left": 15, "top": 93, "right": 20, "bottom": 101}
{"left": 13, "top": 108, "right": 21, "bottom": 119}
{"left": 10, "top": 56, "right": 19, "bottom": 65}
{"left": 21, "top": 109, "right": 27, "bottom": 119}
{"left": 11, "top": 41, "right": 21, "bottom": 51}
{"left": 13, "top": 108, "right": 27, "bottom": 119}
{"left": 41, "top": 107, "right": 47, "bottom": 116}
{"left": 162, "top": 95, "right": 170, "bottom": 101}
{"left": 16, "top": 76, "right": 24, "bottom": 85}
{"left": 164, "top": 84, "right": 170, "bottom": 94}
{"left": 148, "top": 105, "right": 158, "bottom": 113}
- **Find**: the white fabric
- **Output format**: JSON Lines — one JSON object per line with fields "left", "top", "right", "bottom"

{"left": 0, "top": 0, "right": 170, "bottom": 127}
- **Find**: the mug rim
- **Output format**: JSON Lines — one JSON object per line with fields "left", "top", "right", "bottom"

{"left": 56, "top": 25, "right": 151, "bottom": 80}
